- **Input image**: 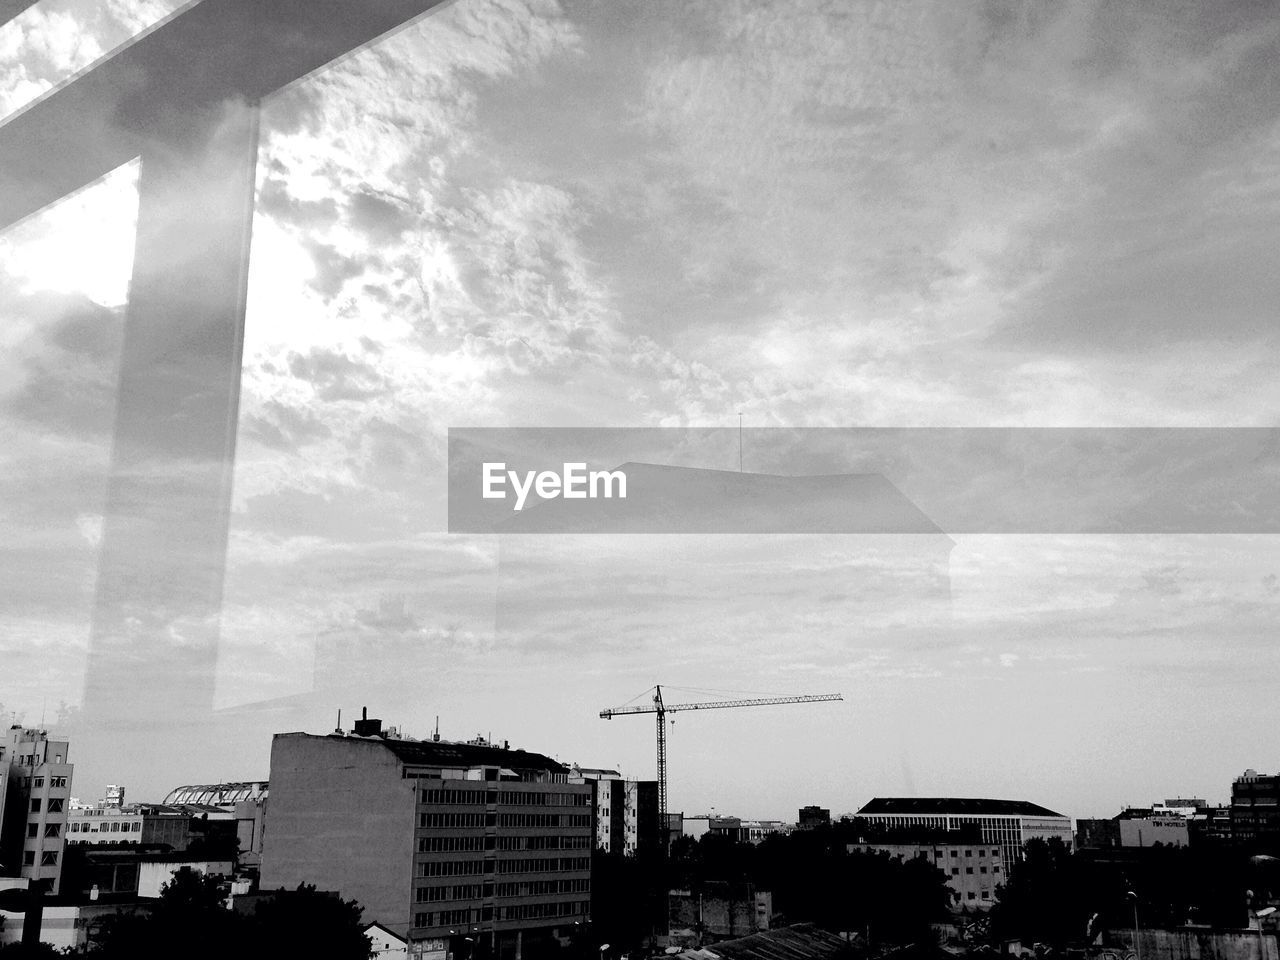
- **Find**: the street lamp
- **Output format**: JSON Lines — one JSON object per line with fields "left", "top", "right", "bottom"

{"left": 1127, "top": 891, "right": 1141, "bottom": 960}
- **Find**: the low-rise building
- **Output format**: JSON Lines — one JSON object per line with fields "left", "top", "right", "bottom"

{"left": 849, "top": 828, "right": 1004, "bottom": 910}
{"left": 797, "top": 806, "right": 831, "bottom": 831}
{"left": 669, "top": 882, "right": 774, "bottom": 940}
{"left": 856, "top": 797, "right": 1072, "bottom": 877}
{"left": 1117, "top": 808, "right": 1189, "bottom": 848}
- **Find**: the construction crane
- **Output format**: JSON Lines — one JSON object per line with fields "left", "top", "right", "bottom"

{"left": 599, "top": 685, "right": 842, "bottom": 848}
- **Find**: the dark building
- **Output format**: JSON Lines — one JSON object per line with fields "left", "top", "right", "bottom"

{"left": 798, "top": 806, "right": 831, "bottom": 831}
{"left": 1075, "top": 818, "right": 1121, "bottom": 850}
{"left": 261, "top": 716, "right": 592, "bottom": 959}
{"left": 1232, "top": 770, "right": 1280, "bottom": 848}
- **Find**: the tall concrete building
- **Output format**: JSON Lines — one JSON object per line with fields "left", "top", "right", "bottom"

{"left": 569, "top": 767, "right": 660, "bottom": 857}
{"left": 856, "top": 797, "right": 1072, "bottom": 877}
{"left": 262, "top": 716, "right": 592, "bottom": 959}
{"left": 0, "top": 726, "right": 73, "bottom": 894}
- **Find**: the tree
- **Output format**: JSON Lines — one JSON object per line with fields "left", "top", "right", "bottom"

{"left": 251, "top": 884, "right": 373, "bottom": 959}
{"left": 86, "top": 873, "right": 371, "bottom": 959}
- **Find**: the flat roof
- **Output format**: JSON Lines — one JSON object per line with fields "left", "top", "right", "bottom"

{"left": 857, "top": 797, "right": 1067, "bottom": 818}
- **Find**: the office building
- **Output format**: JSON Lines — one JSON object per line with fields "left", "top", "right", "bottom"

{"left": 0, "top": 726, "right": 73, "bottom": 894}
{"left": 855, "top": 797, "right": 1072, "bottom": 876}
{"left": 849, "top": 829, "right": 1003, "bottom": 910}
{"left": 262, "top": 714, "right": 592, "bottom": 959}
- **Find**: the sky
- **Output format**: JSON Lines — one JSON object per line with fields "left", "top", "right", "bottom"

{"left": 0, "top": 0, "right": 1279, "bottom": 819}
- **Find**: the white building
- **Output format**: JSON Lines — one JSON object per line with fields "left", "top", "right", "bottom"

{"left": 856, "top": 797, "right": 1072, "bottom": 877}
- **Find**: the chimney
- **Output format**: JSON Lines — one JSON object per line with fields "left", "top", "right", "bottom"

{"left": 352, "top": 706, "right": 382, "bottom": 738}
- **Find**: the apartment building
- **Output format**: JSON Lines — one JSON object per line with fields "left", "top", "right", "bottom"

{"left": 0, "top": 726, "right": 73, "bottom": 894}
{"left": 569, "top": 767, "right": 660, "bottom": 856}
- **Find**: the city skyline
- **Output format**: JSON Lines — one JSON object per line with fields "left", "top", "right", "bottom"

{"left": 2, "top": 0, "right": 1278, "bottom": 826}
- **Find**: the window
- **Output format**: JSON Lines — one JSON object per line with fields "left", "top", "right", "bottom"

{"left": 132, "top": 822, "right": 141, "bottom": 832}
{"left": 965, "top": 850, "right": 973, "bottom": 857}
{"left": 41, "top": 851, "right": 57, "bottom": 866}
{"left": 45, "top": 824, "right": 60, "bottom": 838}
{"left": 30, "top": 798, "right": 41, "bottom": 813}
{"left": 965, "top": 867, "right": 973, "bottom": 874}
{"left": 23, "top": 851, "right": 34, "bottom": 866}
{"left": 993, "top": 866, "right": 1000, "bottom": 874}
{"left": 967, "top": 892, "right": 976, "bottom": 900}
{"left": 47, "top": 799, "right": 63, "bottom": 813}
{"left": 934, "top": 849, "right": 942, "bottom": 858}
{"left": 51, "top": 777, "right": 67, "bottom": 788}
{"left": 27, "top": 823, "right": 39, "bottom": 838}
{"left": 950, "top": 850, "right": 958, "bottom": 857}
{"left": 951, "top": 868, "right": 959, "bottom": 876}
{"left": 33, "top": 777, "right": 44, "bottom": 788}
{"left": 980, "top": 866, "right": 987, "bottom": 874}
{"left": 982, "top": 891, "right": 991, "bottom": 900}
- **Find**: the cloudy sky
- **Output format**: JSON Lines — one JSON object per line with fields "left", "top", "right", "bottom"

{"left": 1, "top": 0, "right": 1279, "bottom": 818}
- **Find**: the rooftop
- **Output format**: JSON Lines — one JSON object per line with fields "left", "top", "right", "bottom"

{"left": 857, "top": 797, "right": 1067, "bottom": 818}
{"left": 273, "top": 732, "right": 567, "bottom": 774}
{"left": 678, "top": 923, "right": 854, "bottom": 960}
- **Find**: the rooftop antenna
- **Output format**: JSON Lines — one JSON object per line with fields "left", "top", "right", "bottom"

{"left": 738, "top": 413, "right": 743, "bottom": 472}
{"left": 433, "top": 716, "right": 440, "bottom": 742}
{"left": 335, "top": 708, "right": 342, "bottom": 735}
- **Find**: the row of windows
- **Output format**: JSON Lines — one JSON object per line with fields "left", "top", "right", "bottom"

{"left": 497, "top": 792, "right": 588, "bottom": 807}
{"left": 421, "top": 788, "right": 488, "bottom": 805}
{"left": 496, "top": 857, "right": 589, "bottom": 875}
{"left": 948, "top": 866, "right": 1000, "bottom": 876}
{"left": 419, "top": 836, "right": 488, "bottom": 852}
{"left": 420, "top": 813, "right": 487, "bottom": 829}
{"left": 414, "top": 907, "right": 485, "bottom": 928}
{"left": 21, "top": 851, "right": 57, "bottom": 866}
{"left": 23, "top": 777, "right": 69, "bottom": 789}
{"left": 29, "top": 798, "right": 64, "bottom": 814}
{"left": 494, "top": 878, "right": 590, "bottom": 897}
{"left": 497, "top": 835, "right": 591, "bottom": 851}
{"left": 416, "top": 884, "right": 486, "bottom": 903}
{"left": 27, "top": 824, "right": 60, "bottom": 838}
{"left": 497, "top": 814, "right": 590, "bottom": 828}
{"left": 954, "top": 890, "right": 993, "bottom": 902}
{"left": 419, "top": 860, "right": 487, "bottom": 877}
{"left": 496, "top": 900, "right": 587, "bottom": 922}
{"left": 70, "top": 821, "right": 141, "bottom": 833}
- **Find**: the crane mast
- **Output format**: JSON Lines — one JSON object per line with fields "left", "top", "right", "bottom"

{"left": 599, "top": 685, "right": 842, "bottom": 851}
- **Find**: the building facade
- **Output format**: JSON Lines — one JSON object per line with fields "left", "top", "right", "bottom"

{"left": 855, "top": 798, "right": 1072, "bottom": 877}
{"left": 1117, "top": 810, "right": 1190, "bottom": 848}
{"left": 570, "top": 767, "right": 660, "bottom": 857}
{"left": 848, "top": 836, "right": 1004, "bottom": 910}
{"left": 797, "top": 806, "right": 831, "bottom": 831}
{"left": 262, "top": 718, "right": 592, "bottom": 959}
{"left": 1232, "top": 770, "right": 1280, "bottom": 847}
{"left": 0, "top": 726, "right": 73, "bottom": 894}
